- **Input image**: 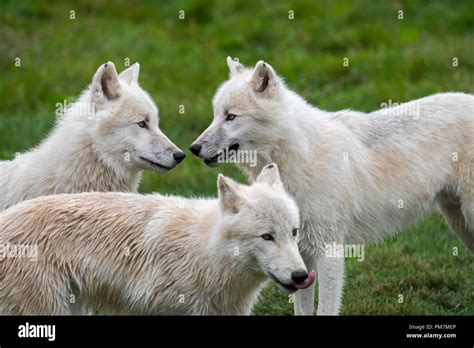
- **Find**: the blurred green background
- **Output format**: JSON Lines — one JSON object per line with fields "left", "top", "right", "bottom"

{"left": 0, "top": 0, "right": 473, "bottom": 315}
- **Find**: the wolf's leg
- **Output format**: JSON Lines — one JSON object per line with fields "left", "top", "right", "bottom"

{"left": 294, "top": 282, "right": 315, "bottom": 315}
{"left": 438, "top": 190, "right": 474, "bottom": 254}
{"left": 460, "top": 194, "right": 474, "bottom": 254}
{"left": 316, "top": 256, "right": 344, "bottom": 315}
{"left": 294, "top": 254, "right": 316, "bottom": 315}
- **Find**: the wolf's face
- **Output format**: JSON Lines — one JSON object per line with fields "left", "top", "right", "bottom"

{"left": 89, "top": 62, "right": 185, "bottom": 173}
{"left": 190, "top": 57, "right": 283, "bottom": 167}
{"left": 218, "top": 164, "right": 314, "bottom": 293}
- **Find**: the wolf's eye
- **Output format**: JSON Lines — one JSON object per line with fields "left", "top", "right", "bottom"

{"left": 292, "top": 228, "right": 299, "bottom": 237}
{"left": 137, "top": 121, "right": 148, "bottom": 129}
{"left": 226, "top": 113, "right": 237, "bottom": 121}
{"left": 261, "top": 233, "right": 274, "bottom": 241}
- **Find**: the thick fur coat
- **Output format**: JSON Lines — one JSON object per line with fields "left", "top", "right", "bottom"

{"left": 190, "top": 57, "right": 474, "bottom": 315}
{"left": 0, "top": 165, "right": 313, "bottom": 315}
{"left": 0, "top": 62, "right": 184, "bottom": 211}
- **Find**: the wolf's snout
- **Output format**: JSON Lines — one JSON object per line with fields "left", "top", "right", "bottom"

{"left": 189, "top": 143, "right": 202, "bottom": 156}
{"left": 294, "top": 270, "right": 316, "bottom": 290}
{"left": 173, "top": 151, "right": 186, "bottom": 163}
{"left": 291, "top": 270, "right": 308, "bottom": 284}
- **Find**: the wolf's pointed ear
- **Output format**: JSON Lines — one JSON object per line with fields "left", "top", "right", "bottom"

{"left": 119, "top": 63, "right": 140, "bottom": 84}
{"left": 250, "top": 60, "right": 278, "bottom": 96}
{"left": 227, "top": 56, "right": 244, "bottom": 77}
{"left": 91, "top": 62, "right": 121, "bottom": 103}
{"left": 256, "top": 163, "right": 282, "bottom": 187}
{"left": 217, "top": 174, "right": 243, "bottom": 214}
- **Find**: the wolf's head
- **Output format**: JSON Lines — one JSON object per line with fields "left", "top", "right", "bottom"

{"left": 88, "top": 62, "right": 185, "bottom": 173}
{"left": 190, "top": 57, "right": 288, "bottom": 168}
{"left": 217, "top": 164, "right": 314, "bottom": 293}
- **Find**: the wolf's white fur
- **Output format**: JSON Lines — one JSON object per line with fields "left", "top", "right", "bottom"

{"left": 191, "top": 57, "right": 474, "bottom": 315}
{"left": 0, "top": 164, "right": 311, "bottom": 315}
{"left": 0, "top": 62, "right": 184, "bottom": 211}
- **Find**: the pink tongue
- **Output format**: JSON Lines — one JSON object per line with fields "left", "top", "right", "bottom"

{"left": 294, "top": 270, "right": 315, "bottom": 289}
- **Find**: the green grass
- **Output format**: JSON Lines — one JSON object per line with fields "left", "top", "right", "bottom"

{"left": 0, "top": 0, "right": 473, "bottom": 315}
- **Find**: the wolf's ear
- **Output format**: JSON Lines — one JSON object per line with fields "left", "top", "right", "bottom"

{"left": 119, "top": 63, "right": 140, "bottom": 84}
{"left": 217, "top": 174, "right": 244, "bottom": 214}
{"left": 250, "top": 60, "right": 278, "bottom": 97}
{"left": 91, "top": 62, "right": 121, "bottom": 103}
{"left": 227, "top": 56, "right": 244, "bottom": 77}
{"left": 256, "top": 163, "right": 282, "bottom": 187}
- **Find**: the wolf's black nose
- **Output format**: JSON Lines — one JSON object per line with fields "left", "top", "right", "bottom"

{"left": 291, "top": 271, "right": 309, "bottom": 284}
{"left": 173, "top": 151, "right": 186, "bottom": 163}
{"left": 189, "top": 143, "right": 202, "bottom": 156}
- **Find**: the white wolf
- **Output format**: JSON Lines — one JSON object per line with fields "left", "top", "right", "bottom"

{"left": 0, "top": 62, "right": 185, "bottom": 211}
{"left": 0, "top": 164, "right": 315, "bottom": 315}
{"left": 190, "top": 57, "right": 474, "bottom": 315}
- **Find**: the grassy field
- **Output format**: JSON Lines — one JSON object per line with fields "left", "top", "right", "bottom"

{"left": 0, "top": 0, "right": 472, "bottom": 315}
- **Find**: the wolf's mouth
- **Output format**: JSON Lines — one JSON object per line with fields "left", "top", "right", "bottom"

{"left": 269, "top": 273, "right": 298, "bottom": 293}
{"left": 204, "top": 143, "right": 239, "bottom": 167}
{"left": 269, "top": 271, "right": 315, "bottom": 294}
{"left": 139, "top": 156, "right": 173, "bottom": 173}
{"left": 204, "top": 154, "right": 220, "bottom": 167}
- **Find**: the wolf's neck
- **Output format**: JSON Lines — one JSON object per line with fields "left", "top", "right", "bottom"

{"left": 197, "top": 223, "right": 266, "bottom": 314}
{"left": 240, "top": 88, "right": 328, "bottom": 182}
{"left": 31, "top": 95, "right": 141, "bottom": 193}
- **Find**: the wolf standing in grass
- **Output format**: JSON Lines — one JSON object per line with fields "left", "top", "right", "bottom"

{"left": 0, "top": 164, "right": 315, "bottom": 315}
{"left": 190, "top": 57, "right": 474, "bottom": 315}
{"left": 0, "top": 61, "right": 185, "bottom": 211}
